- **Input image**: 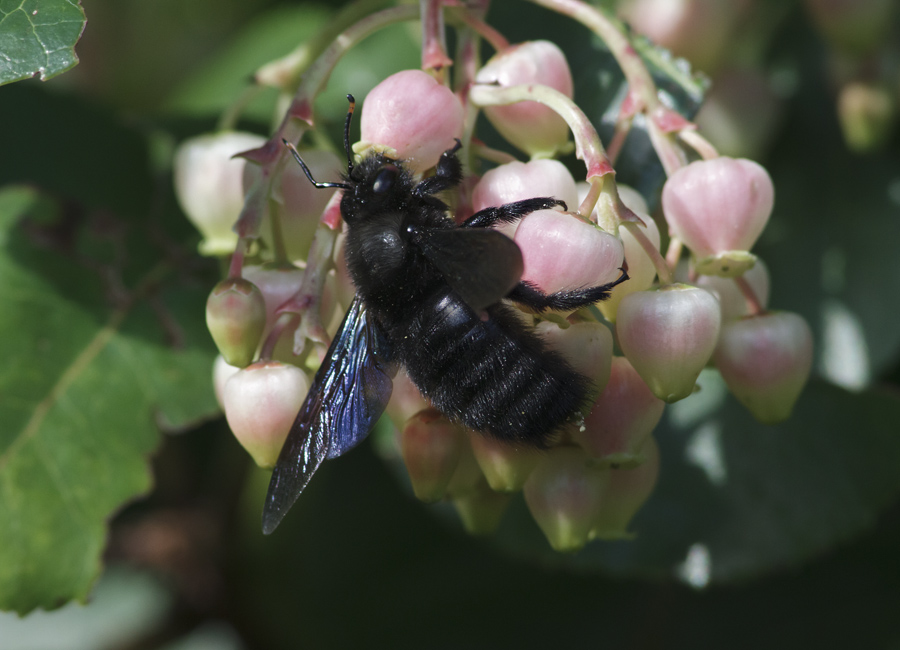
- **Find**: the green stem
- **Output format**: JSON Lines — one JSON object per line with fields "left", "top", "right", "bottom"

{"left": 254, "top": 0, "right": 392, "bottom": 91}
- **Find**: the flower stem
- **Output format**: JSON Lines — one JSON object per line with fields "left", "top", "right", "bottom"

{"left": 734, "top": 275, "right": 766, "bottom": 316}
{"left": 421, "top": 0, "right": 453, "bottom": 76}
{"left": 622, "top": 221, "right": 672, "bottom": 285}
{"left": 470, "top": 82, "right": 614, "bottom": 181}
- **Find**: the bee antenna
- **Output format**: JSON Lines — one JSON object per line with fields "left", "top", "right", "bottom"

{"left": 282, "top": 139, "right": 351, "bottom": 190}
{"left": 343, "top": 94, "right": 356, "bottom": 175}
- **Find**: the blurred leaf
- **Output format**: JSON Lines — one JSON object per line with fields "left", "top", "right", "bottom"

{"left": 0, "top": 0, "right": 86, "bottom": 85}
{"left": 487, "top": 373, "right": 900, "bottom": 582}
{"left": 0, "top": 83, "right": 154, "bottom": 216}
{"left": 0, "top": 182, "right": 218, "bottom": 613}
{"left": 165, "top": 2, "right": 419, "bottom": 138}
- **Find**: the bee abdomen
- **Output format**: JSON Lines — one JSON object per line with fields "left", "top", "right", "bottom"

{"left": 393, "top": 290, "right": 589, "bottom": 446}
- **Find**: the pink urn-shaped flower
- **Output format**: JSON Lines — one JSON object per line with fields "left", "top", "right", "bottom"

{"left": 616, "top": 284, "right": 722, "bottom": 402}
{"left": 475, "top": 40, "right": 574, "bottom": 156}
{"left": 358, "top": 70, "right": 464, "bottom": 173}
{"left": 714, "top": 311, "right": 814, "bottom": 424}
{"left": 662, "top": 157, "right": 774, "bottom": 277}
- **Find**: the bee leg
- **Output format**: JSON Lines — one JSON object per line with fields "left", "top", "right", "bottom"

{"left": 413, "top": 139, "right": 464, "bottom": 197}
{"left": 507, "top": 270, "right": 629, "bottom": 312}
{"left": 463, "top": 197, "right": 567, "bottom": 229}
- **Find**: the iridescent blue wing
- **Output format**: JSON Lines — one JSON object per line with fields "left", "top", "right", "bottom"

{"left": 410, "top": 227, "right": 524, "bottom": 311}
{"left": 261, "top": 296, "right": 396, "bottom": 534}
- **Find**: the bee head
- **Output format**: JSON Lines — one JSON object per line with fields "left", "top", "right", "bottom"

{"left": 341, "top": 153, "right": 415, "bottom": 223}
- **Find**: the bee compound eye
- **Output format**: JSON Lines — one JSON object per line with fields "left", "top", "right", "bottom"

{"left": 372, "top": 165, "right": 400, "bottom": 194}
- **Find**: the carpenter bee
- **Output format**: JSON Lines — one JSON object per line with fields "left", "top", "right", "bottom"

{"left": 262, "top": 95, "right": 627, "bottom": 534}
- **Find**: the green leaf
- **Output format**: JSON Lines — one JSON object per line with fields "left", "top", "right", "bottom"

{"left": 485, "top": 373, "right": 900, "bottom": 582}
{"left": 0, "top": 0, "right": 86, "bottom": 85}
{"left": 0, "top": 184, "right": 219, "bottom": 614}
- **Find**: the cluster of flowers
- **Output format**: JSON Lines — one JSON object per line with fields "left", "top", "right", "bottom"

{"left": 174, "top": 0, "right": 812, "bottom": 552}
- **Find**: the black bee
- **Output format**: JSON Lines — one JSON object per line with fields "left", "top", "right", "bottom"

{"left": 263, "top": 95, "right": 627, "bottom": 533}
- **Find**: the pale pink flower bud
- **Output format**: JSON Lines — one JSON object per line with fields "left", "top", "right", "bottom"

{"left": 258, "top": 149, "right": 342, "bottom": 262}
{"left": 714, "top": 311, "right": 813, "bottom": 424}
{"left": 241, "top": 264, "right": 304, "bottom": 331}
{"left": 523, "top": 446, "right": 610, "bottom": 552}
{"left": 358, "top": 70, "right": 464, "bottom": 173}
{"left": 695, "top": 259, "right": 770, "bottom": 322}
{"left": 599, "top": 210, "right": 661, "bottom": 323}
{"left": 475, "top": 40, "right": 574, "bottom": 156}
{"left": 212, "top": 355, "right": 241, "bottom": 411}
{"left": 174, "top": 131, "right": 265, "bottom": 256}
{"left": 590, "top": 436, "right": 661, "bottom": 540}
{"left": 442, "top": 433, "right": 488, "bottom": 500}
{"left": 515, "top": 211, "right": 624, "bottom": 296}
{"left": 223, "top": 360, "right": 311, "bottom": 468}
{"left": 206, "top": 278, "right": 267, "bottom": 368}
{"left": 575, "top": 356, "right": 665, "bottom": 465}
{"left": 452, "top": 481, "right": 512, "bottom": 536}
{"left": 535, "top": 320, "right": 614, "bottom": 391}
{"left": 616, "top": 284, "right": 722, "bottom": 402}
{"left": 469, "top": 433, "right": 542, "bottom": 493}
{"left": 400, "top": 408, "right": 465, "bottom": 503}
{"left": 662, "top": 157, "right": 774, "bottom": 276}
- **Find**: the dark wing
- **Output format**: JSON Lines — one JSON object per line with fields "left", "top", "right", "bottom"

{"left": 410, "top": 227, "right": 524, "bottom": 312}
{"left": 261, "top": 296, "right": 396, "bottom": 534}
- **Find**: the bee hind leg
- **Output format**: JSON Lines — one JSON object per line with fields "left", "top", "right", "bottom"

{"left": 507, "top": 270, "right": 629, "bottom": 312}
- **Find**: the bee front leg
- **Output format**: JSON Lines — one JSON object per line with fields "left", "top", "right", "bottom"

{"left": 463, "top": 197, "right": 567, "bottom": 229}
{"left": 413, "top": 139, "right": 464, "bottom": 198}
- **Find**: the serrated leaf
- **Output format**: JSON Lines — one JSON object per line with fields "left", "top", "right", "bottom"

{"left": 0, "top": 0, "right": 86, "bottom": 85}
{"left": 0, "top": 186, "right": 219, "bottom": 614}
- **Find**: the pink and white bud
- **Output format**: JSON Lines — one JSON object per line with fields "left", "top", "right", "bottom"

{"left": 386, "top": 370, "right": 431, "bottom": 432}
{"left": 695, "top": 259, "right": 770, "bottom": 322}
{"left": 400, "top": 408, "right": 465, "bottom": 503}
{"left": 590, "top": 435, "right": 661, "bottom": 540}
{"left": 662, "top": 157, "right": 774, "bottom": 276}
{"left": 599, "top": 212, "right": 661, "bottom": 323}
{"left": 223, "top": 360, "right": 310, "bottom": 468}
{"left": 472, "top": 160, "right": 578, "bottom": 237}
{"left": 515, "top": 211, "right": 624, "bottom": 297}
{"left": 258, "top": 149, "right": 342, "bottom": 262}
{"left": 174, "top": 131, "right": 266, "bottom": 256}
{"left": 475, "top": 40, "right": 574, "bottom": 156}
{"left": 616, "top": 284, "right": 722, "bottom": 402}
{"left": 206, "top": 278, "right": 267, "bottom": 368}
{"left": 535, "top": 320, "right": 614, "bottom": 391}
{"left": 241, "top": 263, "right": 305, "bottom": 331}
{"left": 523, "top": 446, "right": 610, "bottom": 552}
{"left": 213, "top": 355, "right": 241, "bottom": 411}
{"left": 445, "top": 434, "right": 487, "bottom": 499}
{"left": 452, "top": 480, "right": 512, "bottom": 536}
{"left": 574, "top": 356, "right": 665, "bottom": 466}
{"left": 358, "top": 70, "right": 464, "bottom": 173}
{"left": 714, "top": 311, "right": 814, "bottom": 424}
{"left": 469, "top": 432, "right": 542, "bottom": 493}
